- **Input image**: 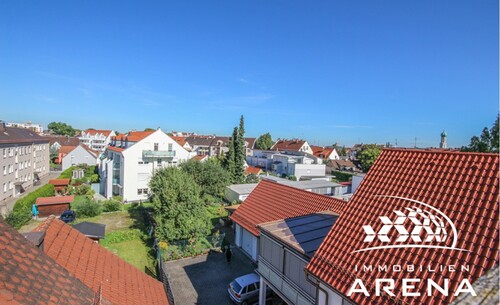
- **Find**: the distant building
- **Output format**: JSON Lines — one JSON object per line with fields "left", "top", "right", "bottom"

{"left": 311, "top": 145, "right": 340, "bottom": 161}
{"left": 440, "top": 130, "right": 447, "bottom": 148}
{"left": 0, "top": 122, "right": 49, "bottom": 203}
{"left": 184, "top": 135, "right": 256, "bottom": 157}
{"left": 79, "top": 129, "right": 116, "bottom": 152}
{"left": 272, "top": 139, "right": 313, "bottom": 154}
{"left": 6, "top": 121, "right": 43, "bottom": 133}
{"left": 61, "top": 144, "right": 98, "bottom": 170}
{"left": 43, "top": 135, "right": 80, "bottom": 156}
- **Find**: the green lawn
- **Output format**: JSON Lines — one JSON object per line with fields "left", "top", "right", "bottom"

{"left": 103, "top": 239, "right": 156, "bottom": 274}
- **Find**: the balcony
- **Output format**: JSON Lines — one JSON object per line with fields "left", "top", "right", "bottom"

{"left": 142, "top": 150, "right": 176, "bottom": 158}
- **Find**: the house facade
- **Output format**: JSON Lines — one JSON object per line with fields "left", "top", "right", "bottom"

{"left": 311, "top": 145, "right": 340, "bottom": 161}
{"left": 61, "top": 144, "right": 98, "bottom": 170}
{"left": 99, "top": 129, "right": 192, "bottom": 202}
{"left": 79, "top": 129, "right": 115, "bottom": 152}
{"left": 272, "top": 139, "right": 313, "bottom": 154}
{"left": 0, "top": 122, "right": 49, "bottom": 203}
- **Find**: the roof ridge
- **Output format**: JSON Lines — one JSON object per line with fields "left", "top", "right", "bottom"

{"left": 32, "top": 214, "right": 57, "bottom": 232}
{"left": 382, "top": 147, "right": 500, "bottom": 156}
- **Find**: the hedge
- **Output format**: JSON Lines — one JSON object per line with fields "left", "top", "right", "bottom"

{"left": 331, "top": 170, "right": 354, "bottom": 182}
{"left": 58, "top": 166, "right": 75, "bottom": 179}
{"left": 6, "top": 184, "right": 55, "bottom": 229}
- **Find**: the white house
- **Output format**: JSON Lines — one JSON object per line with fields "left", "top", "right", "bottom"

{"left": 99, "top": 129, "right": 193, "bottom": 202}
{"left": 271, "top": 139, "right": 313, "bottom": 154}
{"left": 79, "top": 129, "right": 116, "bottom": 152}
{"left": 225, "top": 183, "right": 258, "bottom": 202}
{"left": 311, "top": 146, "right": 340, "bottom": 161}
{"left": 61, "top": 145, "right": 98, "bottom": 170}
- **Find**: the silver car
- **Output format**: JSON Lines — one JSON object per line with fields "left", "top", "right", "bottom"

{"left": 228, "top": 273, "right": 269, "bottom": 305}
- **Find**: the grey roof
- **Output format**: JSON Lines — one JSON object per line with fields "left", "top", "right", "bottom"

{"left": 43, "top": 135, "right": 80, "bottom": 147}
{"left": 227, "top": 183, "right": 259, "bottom": 195}
{"left": 260, "top": 176, "right": 341, "bottom": 189}
{"left": 451, "top": 265, "right": 499, "bottom": 305}
{"left": 0, "top": 124, "right": 49, "bottom": 145}
{"left": 259, "top": 212, "right": 339, "bottom": 258}
{"left": 73, "top": 221, "right": 106, "bottom": 239}
{"left": 185, "top": 136, "right": 215, "bottom": 146}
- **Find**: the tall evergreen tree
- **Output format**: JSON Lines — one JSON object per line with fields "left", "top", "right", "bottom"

{"left": 491, "top": 115, "right": 499, "bottom": 152}
{"left": 234, "top": 116, "right": 246, "bottom": 183}
{"left": 224, "top": 128, "right": 237, "bottom": 182}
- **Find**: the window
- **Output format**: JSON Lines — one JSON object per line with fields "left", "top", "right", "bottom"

{"left": 3, "top": 183, "right": 6, "bottom": 193}
{"left": 168, "top": 143, "right": 173, "bottom": 151}
{"left": 3, "top": 166, "right": 5, "bottom": 175}
{"left": 246, "top": 284, "right": 257, "bottom": 293}
{"left": 2, "top": 149, "right": 5, "bottom": 158}
{"left": 138, "top": 189, "right": 143, "bottom": 195}
{"left": 154, "top": 143, "right": 159, "bottom": 151}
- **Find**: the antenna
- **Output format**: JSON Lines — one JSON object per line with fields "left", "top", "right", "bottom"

{"left": 414, "top": 137, "right": 418, "bottom": 148}
{"left": 395, "top": 139, "right": 398, "bottom": 147}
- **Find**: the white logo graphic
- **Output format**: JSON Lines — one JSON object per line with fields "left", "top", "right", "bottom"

{"left": 353, "top": 195, "right": 470, "bottom": 253}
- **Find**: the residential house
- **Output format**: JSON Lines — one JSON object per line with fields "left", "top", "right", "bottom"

{"left": 61, "top": 144, "right": 98, "bottom": 170}
{"left": 184, "top": 135, "right": 214, "bottom": 156}
{"left": 185, "top": 135, "right": 256, "bottom": 157}
{"left": 79, "top": 129, "right": 116, "bottom": 152}
{"left": 0, "top": 122, "right": 49, "bottom": 202}
{"left": 43, "top": 134, "right": 80, "bottom": 156}
{"left": 253, "top": 148, "right": 499, "bottom": 305}
{"left": 327, "top": 159, "right": 362, "bottom": 173}
{"left": 31, "top": 215, "right": 170, "bottom": 304}
{"left": 99, "top": 128, "right": 192, "bottom": 202}
{"left": 272, "top": 139, "right": 313, "bottom": 154}
{"left": 257, "top": 211, "right": 340, "bottom": 305}
{"left": 247, "top": 150, "right": 326, "bottom": 180}
{"left": 35, "top": 195, "right": 74, "bottom": 217}
{"left": 230, "top": 179, "right": 346, "bottom": 261}
{"left": 311, "top": 145, "right": 340, "bottom": 161}
{"left": 48, "top": 178, "right": 70, "bottom": 194}
{"left": 170, "top": 135, "right": 192, "bottom": 151}
{"left": 245, "top": 166, "right": 263, "bottom": 176}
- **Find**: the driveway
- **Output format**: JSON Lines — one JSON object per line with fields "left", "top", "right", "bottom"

{"left": 164, "top": 247, "right": 256, "bottom": 305}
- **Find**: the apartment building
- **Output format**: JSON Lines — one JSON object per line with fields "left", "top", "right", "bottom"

{"left": 6, "top": 121, "right": 44, "bottom": 133}
{"left": 99, "top": 129, "right": 193, "bottom": 202}
{"left": 0, "top": 122, "right": 49, "bottom": 202}
{"left": 79, "top": 129, "right": 115, "bottom": 152}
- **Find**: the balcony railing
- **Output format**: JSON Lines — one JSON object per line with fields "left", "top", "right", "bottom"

{"left": 142, "top": 150, "right": 176, "bottom": 158}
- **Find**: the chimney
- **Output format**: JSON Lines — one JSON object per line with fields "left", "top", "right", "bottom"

{"left": 22, "top": 231, "right": 46, "bottom": 251}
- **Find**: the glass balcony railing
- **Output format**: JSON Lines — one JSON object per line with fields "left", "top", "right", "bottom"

{"left": 142, "top": 150, "right": 176, "bottom": 158}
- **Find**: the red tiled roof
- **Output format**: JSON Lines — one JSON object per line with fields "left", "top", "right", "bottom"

{"left": 126, "top": 131, "right": 155, "bottom": 142}
{"left": 0, "top": 218, "right": 100, "bottom": 305}
{"left": 48, "top": 178, "right": 71, "bottom": 186}
{"left": 272, "top": 139, "right": 307, "bottom": 151}
{"left": 33, "top": 216, "right": 169, "bottom": 305}
{"left": 245, "top": 166, "right": 262, "bottom": 175}
{"left": 106, "top": 146, "right": 125, "bottom": 153}
{"left": 59, "top": 145, "right": 77, "bottom": 154}
{"left": 36, "top": 195, "right": 74, "bottom": 206}
{"left": 191, "top": 155, "right": 208, "bottom": 161}
{"left": 311, "top": 145, "right": 335, "bottom": 158}
{"left": 306, "top": 149, "right": 499, "bottom": 305}
{"left": 230, "top": 180, "right": 347, "bottom": 236}
{"left": 85, "top": 129, "right": 113, "bottom": 137}
{"left": 170, "top": 136, "right": 187, "bottom": 146}
{"left": 339, "top": 181, "right": 352, "bottom": 186}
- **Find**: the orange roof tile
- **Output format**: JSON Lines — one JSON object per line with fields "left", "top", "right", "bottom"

{"left": 244, "top": 166, "right": 262, "bottom": 175}
{"left": 36, "top": 195, "right": 74, "bottom": 205}
{"left": 126, "top": 131, "right": 155, "bottom": 142}
{"left": 230, "top": 180, "right": 347, "bottom": 236}
{"left": 191, "top": 155, "right": 208, "bottom": 161}
{"left": 59, "top": 145, "right": 77, "bottom": 154}
{"left": 33, "top": 216, "right": 169, "bottom": 305}
{"left": 170, "top": 136, "right": 187, "bottom": 146}
{"left": 85, "top": 129, "right": 113, "bottom": 137}
{"left": 311, "top": 145, "right": 334, "bottom": 158}
{"left": 306, "top": 149, "right": 499, "bottom": 305}
{"left": 0, "top": 218, "right": 100, "bottom": 305}
{"left": 272, "top": 139, "right": 307, "bottom": 151}
{"left": 48, "top": 178, "right": 71, "bottom": 186}
{"left": 106, "top": 146, "right": 125, "bottom": 153}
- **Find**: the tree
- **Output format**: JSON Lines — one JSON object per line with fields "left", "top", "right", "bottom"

{"left": 234, "top": 116, "right": 246, "bottom": 184}
{"left": 255, "top": 132, "right": 273, "bottom": 150}
{"left": 149, "top": 167, "right": 211, "bottom": 242}
{"left": 462, "top": 115, "right": 499, "bottom": 152}
{"left": 47, "top": 122, "right": 77, "bottom": 136}
{"left": 180, "top": 158, "right": 230, "bottom": 199}
{"left": 223, "top": 129, "right": 236, "bottom": 181}
{"left": 358, "top": 145, "right": 382, "bottom": 172}
{"left": 144, "top": 128, "right": 155, "bottom": 131}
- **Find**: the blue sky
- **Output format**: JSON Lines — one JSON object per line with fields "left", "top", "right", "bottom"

{"left": 0, "top": 1, "right": 498, "bottom": 147}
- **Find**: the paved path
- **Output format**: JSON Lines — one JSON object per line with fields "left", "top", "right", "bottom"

{"left": 165, "top": 247, "right": 256, "bottom": 305}
{"left": 0, "top": 171, "right": 61, "bottom": 216}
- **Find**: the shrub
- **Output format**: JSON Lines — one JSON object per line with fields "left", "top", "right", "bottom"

{"left": 288, "top": 175, "right": 297, "bottom": 181}
{"left": 90, "top": 174, "right": 99, "bottom": 183}
{"left": 73, "top": 197, "right": 101, "bottom": 218}
{"left": 331, "top": 170, "right": 353, "bottom": 182}
{"left": 112, "top": 196, "right": 123, "bottom": 202}
{"left": 6, "top": 184, "right": 55, "bottom": 229}
{"left": 102, "top": 199, "right": 121, "bottom": 212}
{"left": 58, "top": 167, "right": 75, "bottom": 179}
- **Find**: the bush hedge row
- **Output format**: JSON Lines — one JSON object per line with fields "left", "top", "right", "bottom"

{"left": 5, "top": 184, "right": 55, "bottom": 229}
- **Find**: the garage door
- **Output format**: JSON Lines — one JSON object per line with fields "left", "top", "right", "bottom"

{"left": 241, "top": 229, "right": 254, "bottom": 258}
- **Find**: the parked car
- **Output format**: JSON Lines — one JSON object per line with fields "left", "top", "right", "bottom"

{"left": 228, "top": 273, "right": 271, "bottom": 305}
{"left": 59, "top": 210, "right": 76, "bottom": 223}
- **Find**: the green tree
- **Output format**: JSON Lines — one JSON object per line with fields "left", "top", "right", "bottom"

{"left": 255, "top": 132, "right": 273, "bottom": 150}
{"left": 462, "top": 115, "right": 499, "bottom": 152}
{"left": 47, "top": 122, "right": 77, "bottom": 136}
{"left": 144, "top": 128, "right": 155, "bottom": 131}
{"left": 149, "top": 167, "right": 211, "bottom": 242}
{"left": 358, "top": 145, "right": 382, "bottom": 172}
{"left": 180, "top": 158, "right": 230, "bottom": 199}
{"left": 234, "top": 116, "right": 246, "bottom": 183}
{"left": 223, "top": 129, "right": 236, "bottom": 182}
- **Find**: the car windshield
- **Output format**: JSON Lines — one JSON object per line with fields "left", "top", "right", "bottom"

{"left": 230, "top": 281, "right": 242, "bottom": 294}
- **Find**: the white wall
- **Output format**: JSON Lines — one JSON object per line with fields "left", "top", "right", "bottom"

{"left": 62, "top": 145, "right": 97, "bottom": 170}
{"left": 351, "top": 174, "right": 365, "bottom": 194}
{"left": 120, "top": 129, "right": 192, "bottom": 202}
{"left": 293, "top": 164, "right": 326, "bottom": 180}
